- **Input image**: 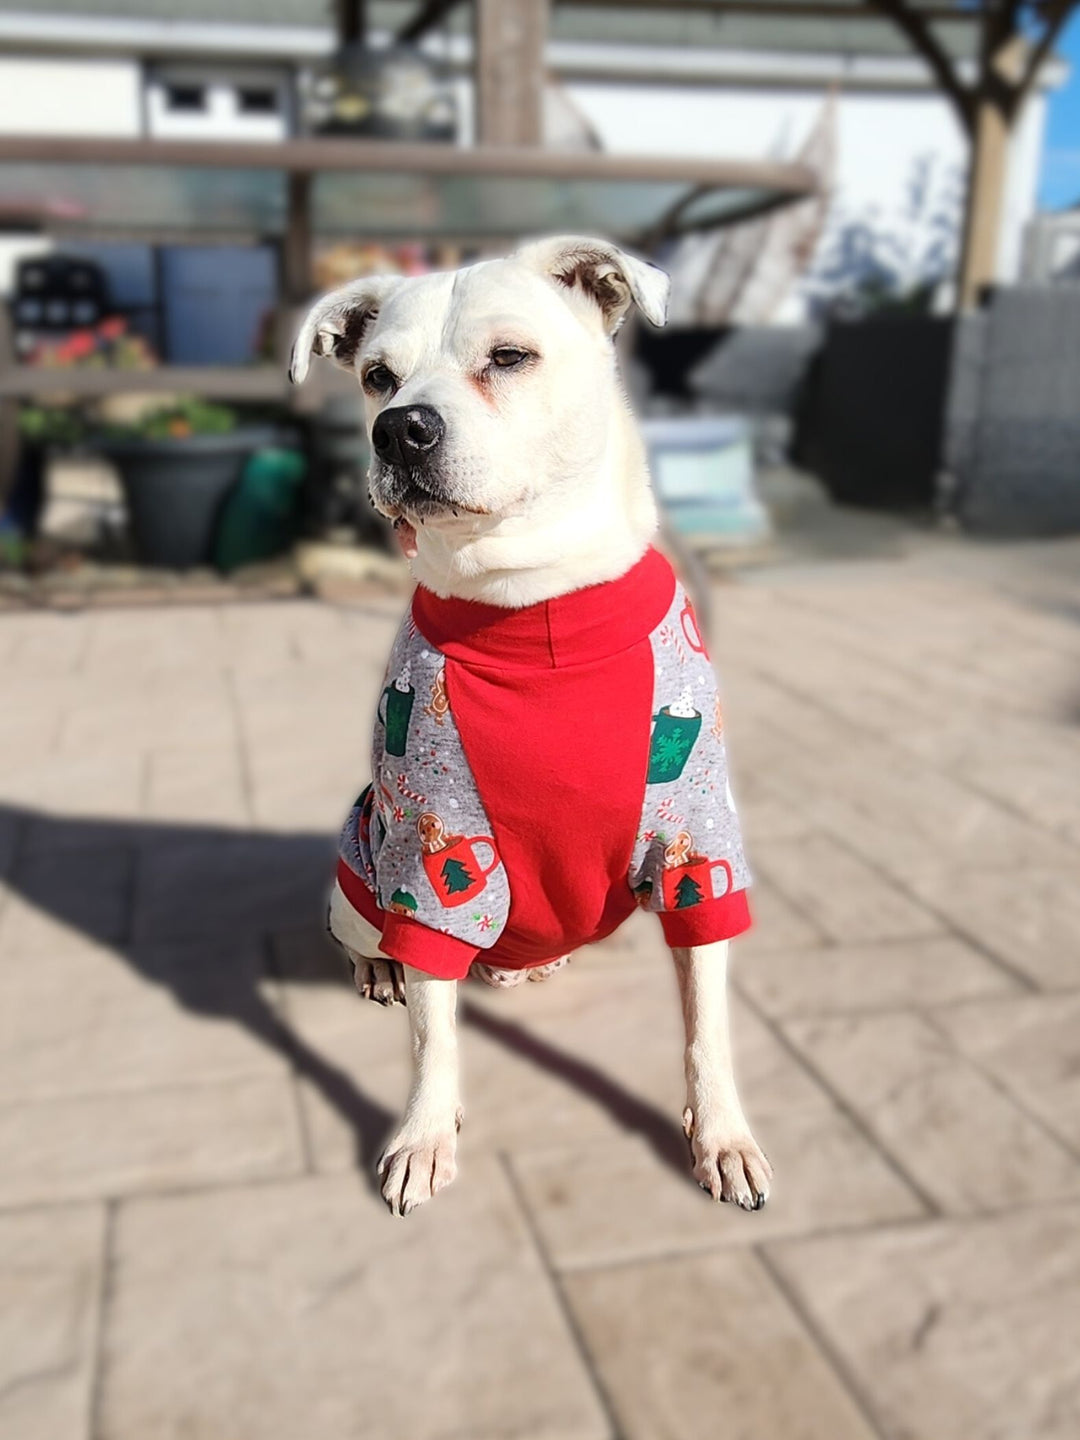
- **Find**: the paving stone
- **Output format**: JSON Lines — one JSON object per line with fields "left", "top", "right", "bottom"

{"left": 562, "top": 1249, "right": 877, "bottom": 1440}
{"left": 98, "top": 1167, "right": 610, "bottom": 1440}
{"left": 57, "top": 692, "right": 235, "bottom": 759}
{"left": 904, "top": 865, "right": 1080, "bottom": 989}
{"left": 757, "top": 834, "right": 943, "bottom": 944}
{"left": 0, "top": 804, "right": 20, "bottom": 882}
{"left": 131, "top": 832, "right": 335, "bottom": 944}
{"left": 0, "top": 936, "right": 287, "bottom": 1103}
{"left": 5, "top": 844, "right": 133, "bottom": 949}
{"left": 739, "top": 877, "right": 825, "bottom": 955}
{"left": 144, "top": 748, "right": 250, "bottom": 826}
{"left": 0, "top": 1204, "right": 105, "bottom": 1440}
{"left": 767, "top": 1204, "right": 1080, "bottom": 1440}
{"left": 737, "top": 936, "right": 1020, "bottom": 1019}
{"left": 510, "top": 1099, "right": 925, "bottom": 1271}
{"left": 12, "top": 755, "right": 146, "bottom": 830}
{"left": 782, "top": 1010, "right": 1080, "bottom": 1213}
{"left": 930, "top": 990, "right": 1080, "bottom": 1152}
{"left": 0, "top": 1077, "right": 303, "bottom": 1207}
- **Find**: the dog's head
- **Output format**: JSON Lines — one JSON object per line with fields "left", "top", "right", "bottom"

{"left": 290, "top": 237, "right": 668, "bottom": 529}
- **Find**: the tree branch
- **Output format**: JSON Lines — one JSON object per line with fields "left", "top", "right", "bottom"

{"left": 867, "top": 0, "right": 974, "bottom": 133}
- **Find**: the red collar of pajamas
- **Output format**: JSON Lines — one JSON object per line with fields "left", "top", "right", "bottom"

{"left": 338, "top": 546, "right": 752, "bottom": 979}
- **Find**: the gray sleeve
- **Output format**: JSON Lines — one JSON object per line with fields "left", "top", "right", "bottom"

{"left": 368, "top": 621, "right": 512, "bottom": 950}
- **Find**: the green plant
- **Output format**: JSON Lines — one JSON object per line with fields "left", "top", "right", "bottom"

{"left": 104, "top": 398, "right": 238, "bottom": 442}
{"left": 18, "top": 405, "right": 86, "bottom": 447}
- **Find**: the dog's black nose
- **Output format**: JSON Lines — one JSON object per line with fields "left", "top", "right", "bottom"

{"left": 371, "top": 405, "right": 445, "bottom": 466}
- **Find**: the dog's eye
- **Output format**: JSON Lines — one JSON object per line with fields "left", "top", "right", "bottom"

{"left": 490, "top": 347, "right": 530, "bottom": 369}
{"left": 365, "top": 363, "right": 397, "bottom": 393}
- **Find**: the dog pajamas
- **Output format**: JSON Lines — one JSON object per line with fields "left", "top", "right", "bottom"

{"left": 336, "top": 546, "right": 751, "bottom": 979}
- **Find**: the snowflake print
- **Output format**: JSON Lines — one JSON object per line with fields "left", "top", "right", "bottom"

{"left": 473, "top": 913, "right": 495, "bottom": 932}
{"left": 653, "top": 729, "right": 691, "bottom": 773}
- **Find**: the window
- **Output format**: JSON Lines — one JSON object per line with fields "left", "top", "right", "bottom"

{"left": 237, "top": 86, "right": 278, "bottom": 115}
{"left": 165, "top": 84, "right": 206, "bottom": 113}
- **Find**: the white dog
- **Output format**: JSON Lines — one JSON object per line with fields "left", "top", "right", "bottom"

{"left": 291, "top": 236, "right": 771, "bottom": 1218}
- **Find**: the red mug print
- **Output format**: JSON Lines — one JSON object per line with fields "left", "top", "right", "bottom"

{"left": 662, "top": 856, "right": 732, "bottom": 911}
{"left": 423, "top": 833, "right": 500, "bottom": 908}
{"left": 680, "top": 598, "right": 708, "bottom": 656}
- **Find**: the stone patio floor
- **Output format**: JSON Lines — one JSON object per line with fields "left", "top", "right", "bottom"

{"left": 2, "top": 531, "right": 1079, "bottom": 1440}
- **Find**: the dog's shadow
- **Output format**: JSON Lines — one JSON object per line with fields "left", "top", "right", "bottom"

{"left": 0, "top": 803, "right": 690, "bottom": 1189}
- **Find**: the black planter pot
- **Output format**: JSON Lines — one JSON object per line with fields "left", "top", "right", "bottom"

{"left": 104, "top": 428, "right": 277, "bottom": 568}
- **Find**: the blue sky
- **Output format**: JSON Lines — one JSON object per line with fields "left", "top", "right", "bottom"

{"left": 1039, "top": 13, "right": 1080, "bottom": 209}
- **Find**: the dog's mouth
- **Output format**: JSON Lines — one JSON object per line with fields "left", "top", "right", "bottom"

{"left": 372, "top": 463, "right": 490, "bottom": 558}
{"left": 393, "top": 517, "right": 419, "bottom": 559}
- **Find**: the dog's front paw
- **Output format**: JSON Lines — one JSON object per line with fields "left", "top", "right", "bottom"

{"left": 353, "top": 957, "right": 406, "bottom": 1006}
{"left": 683, "top": 1108, "right": 772, "bottom": 1211}
{"left": 377, "top": 1113, "right": 462, "bottom": 1217}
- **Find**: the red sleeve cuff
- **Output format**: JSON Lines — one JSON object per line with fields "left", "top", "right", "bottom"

{"left": 334, "top": 859, "right": 479, "bottom": 979}
{"left": 379, "top": 912, "right": 480, "bottom": 980}
{"left": 659, "top": 889, "right": 752, "bottom": 948}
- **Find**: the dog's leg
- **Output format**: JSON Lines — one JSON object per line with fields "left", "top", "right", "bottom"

{"left": 377, "top": 965, "right": 462, "bottom": 1216}
{"left": 671, "top": 940, "right": 772, "bottom": 1210}
{"left": 327, "top": 880, "right": 405, "bottom": 1005}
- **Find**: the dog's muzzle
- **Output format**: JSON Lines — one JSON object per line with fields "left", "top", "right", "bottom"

{"left": 369, "top": 404, "right": 457, "bottom": 517}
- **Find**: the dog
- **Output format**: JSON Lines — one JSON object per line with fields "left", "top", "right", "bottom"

{"left": 292, "top": 236, "right": 771, "bottom": 1219}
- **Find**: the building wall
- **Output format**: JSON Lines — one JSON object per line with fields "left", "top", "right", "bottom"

{"left": 0, "top": 57, "right": 141, "bottom": 136}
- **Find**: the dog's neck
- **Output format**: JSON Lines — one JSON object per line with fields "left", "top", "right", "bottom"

{"left": 407, "top": 403, "right": 658, "bottom": 609}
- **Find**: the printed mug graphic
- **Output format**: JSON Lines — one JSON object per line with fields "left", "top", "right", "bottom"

{"left": 661, "top": 830, "right": 732, "bottom": 909}
{"left": 647, "top": 687, "right": 702, "bottom": 783}
{"left": 417, "top": 811, "right": 500, "bottom": 908}
{"left": 680, "top": 598, "right": 708, "bottom": 656}
{"left": 378, "top": 661, "right": 415, "bottom": 757}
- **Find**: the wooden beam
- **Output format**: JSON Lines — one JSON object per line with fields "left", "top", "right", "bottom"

{"left": 282, "top": 172, "right": 312, "bottom": 303}
{"left": 0, "top": 135, "right": 815, "bottom": 195}
{"left": 336, "top": 0, "right": 366, "bottom": 46}
{"left": 553, "top": 0, "right": 977, "bottom": 18}
{"left": 867, "top": 0, "right": 974, "bottom": 132}
{"left": 1014, "top": 0, "right": 1078, "bottom": 109}
{"left": 473, "top": 0, "right": 549, "bottom": 146}
{"left": 956, "top": 88, "right": 1009, "bottom": 307}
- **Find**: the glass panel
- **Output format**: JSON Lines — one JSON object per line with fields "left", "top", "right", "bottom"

{"left": 0, "top": 164, "right": 286, "bottom": 236}
{"left": 0, "top": 162, "right": 780, "bottom": 242}
{"left": 316, "top": 172, "right": 773, "bottom": 240}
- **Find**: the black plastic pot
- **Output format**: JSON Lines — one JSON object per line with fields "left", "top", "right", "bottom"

{"left": 105, "top": 428, "right": 277, "bottom": 568}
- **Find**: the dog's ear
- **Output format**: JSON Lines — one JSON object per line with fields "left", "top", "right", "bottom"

{"left": 513, "top": 235, "right": 669, "bottom": 334}
{"left": 289, "top": 275, "right": 401, "bottom": 385}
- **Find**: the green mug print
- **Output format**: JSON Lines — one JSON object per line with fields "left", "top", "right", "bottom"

{"left": 378, "top": 682, "right": 415, "bottom": 756}
{"left": 646, "top": 706, "right": 702, "bottom": 784}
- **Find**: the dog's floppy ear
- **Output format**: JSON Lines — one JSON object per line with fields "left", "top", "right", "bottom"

{"left": 514, "top": 235, "right": 669, "bottom": 334}
{"left": 289, "top": 274, "right": 401, "bottom": 384}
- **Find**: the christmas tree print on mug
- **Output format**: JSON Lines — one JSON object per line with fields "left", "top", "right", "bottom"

{"left": 416, "top": 810, "right": 500, "bottom": 908}
{"left": 378, "top": 660, "right": 415, "bottom": 757}
{"left": 647, "top": 687, "right": 702, "bottom": 784}
{"left": 661, "top": 830, "right": 732, "bottom": 909}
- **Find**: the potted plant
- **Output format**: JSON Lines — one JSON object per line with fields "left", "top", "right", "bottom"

{"left": 101, "top": 399, "right": 279, "bottom": 569}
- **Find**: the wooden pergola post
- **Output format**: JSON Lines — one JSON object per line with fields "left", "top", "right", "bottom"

{"left": 956, "top": 23, "right": 1028, "bottom": 309}
{"left": 473, "top": 0, "right": 549, "bottom": 146}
